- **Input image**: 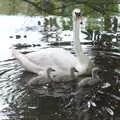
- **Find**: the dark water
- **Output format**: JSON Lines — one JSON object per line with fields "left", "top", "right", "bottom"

{"left": 0, "top": 16, "right": 120, "bottom": 120}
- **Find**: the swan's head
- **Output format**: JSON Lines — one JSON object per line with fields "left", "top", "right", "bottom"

{"left": 72, "top": 8, "right": 82, "bottom": 24}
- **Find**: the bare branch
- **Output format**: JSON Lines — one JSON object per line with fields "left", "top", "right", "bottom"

{"left": 22, "top": 0, "right": 120, "bottom": 15}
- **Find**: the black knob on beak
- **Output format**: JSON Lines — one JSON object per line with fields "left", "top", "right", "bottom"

{"left": 75, "top": 12, "right": 81, "bottom": 17}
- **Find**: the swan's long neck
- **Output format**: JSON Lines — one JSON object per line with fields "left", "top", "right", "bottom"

{"left": 73, "top": 19, "right": 87, "bottom": 64}
{"left": 73, "top": 20, "right": 82, "bottom": 54}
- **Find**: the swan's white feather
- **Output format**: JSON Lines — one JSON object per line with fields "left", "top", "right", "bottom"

{"left": 13, "top": 47, "right": 88, "bottom": 76}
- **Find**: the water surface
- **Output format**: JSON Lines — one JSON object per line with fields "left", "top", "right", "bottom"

{"left": 0, "top": 15, "right": 119, "bottom": 120}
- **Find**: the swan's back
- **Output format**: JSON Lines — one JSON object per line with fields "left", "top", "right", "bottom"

{"left": 13, "top": 47, "right": 90, "bottom": 76}
{"left": 26, "top": 48, "right": 80, "bottom": 71}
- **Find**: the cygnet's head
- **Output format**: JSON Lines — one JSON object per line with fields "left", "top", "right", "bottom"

{"left": 72, "top": 8, "right": 82, "bottom": 24}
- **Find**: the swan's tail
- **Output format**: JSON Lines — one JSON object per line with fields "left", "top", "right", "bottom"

{"left": 12, "top": 46, "right": 42, "bottom": 75}
{"left": 11, "top": 46, "right": 21, "bottom": 58}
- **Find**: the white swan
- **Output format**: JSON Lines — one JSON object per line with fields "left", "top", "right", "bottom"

{"left": 12, "top": 9, "right": 92, "bottom": 82}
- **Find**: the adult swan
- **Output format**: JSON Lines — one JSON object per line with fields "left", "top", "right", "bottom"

{"left": 12, "top": 9, "right": 92, "bottom": 82}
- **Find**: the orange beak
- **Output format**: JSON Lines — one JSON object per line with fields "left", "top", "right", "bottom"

{"left": 76, "top": 16, "right": 83, "bottom": 24}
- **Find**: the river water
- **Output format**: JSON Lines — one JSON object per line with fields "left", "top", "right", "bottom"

{"left": 0, "top": 15, "right": 120, "bottom": 120}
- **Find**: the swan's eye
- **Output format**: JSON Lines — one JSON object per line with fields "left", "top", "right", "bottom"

{"left": 75, "top": 12, "right": 81, "bottom": 17}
